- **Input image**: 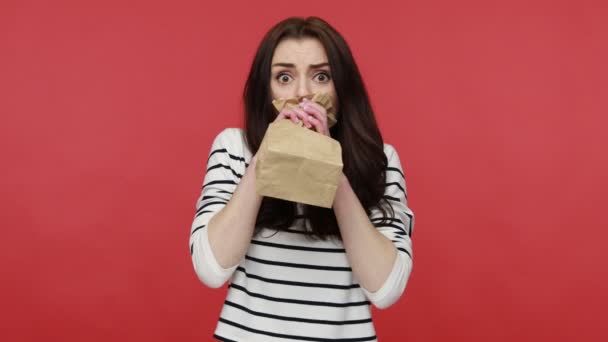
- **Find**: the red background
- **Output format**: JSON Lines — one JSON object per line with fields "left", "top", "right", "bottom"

{"left": 1, "top": 0, "right": 607, "bottom": 341}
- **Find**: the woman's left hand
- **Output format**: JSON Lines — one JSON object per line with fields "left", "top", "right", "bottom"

{"left": 292, "top": 98, "right": 330, "bottom": 137}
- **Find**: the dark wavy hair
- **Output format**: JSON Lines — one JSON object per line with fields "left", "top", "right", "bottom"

{"left": 243, "top": 16, "right": 394, "bottom": 240}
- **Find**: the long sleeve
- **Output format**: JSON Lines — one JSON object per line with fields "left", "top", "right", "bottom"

{"left": 189, "top": 128, "right": 244, "bottom": 288}
{"left": 360, "top": 144, "right": 415, "bottom": 309}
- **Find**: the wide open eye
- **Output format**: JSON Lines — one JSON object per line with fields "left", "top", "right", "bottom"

{"left": 276, "top": 72, "right": 293, "bottom": 84}
{"left": 314, "top": 71, "right": 331, "bottom": 83}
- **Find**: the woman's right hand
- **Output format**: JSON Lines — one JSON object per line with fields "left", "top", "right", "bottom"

{"left": 274, "top": 107, "right": 313, "bottom": 129}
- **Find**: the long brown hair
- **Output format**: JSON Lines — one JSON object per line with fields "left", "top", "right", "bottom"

{"left": 243, "top": 16, "right": 394, "bottom": 240}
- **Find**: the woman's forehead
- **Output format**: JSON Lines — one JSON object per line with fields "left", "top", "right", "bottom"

{"left": 271, "top": 38, "right": 328, "bottom": 65}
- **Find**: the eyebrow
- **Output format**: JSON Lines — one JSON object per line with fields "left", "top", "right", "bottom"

{"left": 271, "top": 62, "right": 330, "bottom": 68}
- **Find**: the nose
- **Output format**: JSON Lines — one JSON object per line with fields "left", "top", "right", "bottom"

{"left": 295, "top": 77, "right": 312, "bottom": 97}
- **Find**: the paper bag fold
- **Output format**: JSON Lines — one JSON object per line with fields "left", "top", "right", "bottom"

{"left": 271, "top": 92, "right": 338, "bottom": 128}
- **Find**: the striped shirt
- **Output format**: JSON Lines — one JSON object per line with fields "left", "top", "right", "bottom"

{"left": 189, "top": 128, "right": 415, "bottom": 342}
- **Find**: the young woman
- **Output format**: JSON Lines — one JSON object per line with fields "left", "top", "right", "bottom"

{"left": 189, "top": 16, "right": 415, "bottom": 342}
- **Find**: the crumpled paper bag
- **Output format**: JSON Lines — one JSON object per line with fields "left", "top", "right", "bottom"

{"left": 255, "top": 92, "right": 342, "bottom": 208}
{"left": 271, "top": 92, "right": 338, "bottom": 128}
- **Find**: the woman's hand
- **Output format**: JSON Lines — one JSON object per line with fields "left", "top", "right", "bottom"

{"left": 296, "top": 98, "right": 330, "bottom": 136}
{"left": 273, "top": 98, "right": 330, "bottom": 137}
{"left": 274, "top": 107, "right": 303, "bottom": 125}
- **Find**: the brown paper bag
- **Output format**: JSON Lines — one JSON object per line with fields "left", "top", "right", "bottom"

{"left": 255, "top": 93, "right": 343, "bottom": 208}
{"left": 271, "top": 92, "right": 338, "bottom": 128}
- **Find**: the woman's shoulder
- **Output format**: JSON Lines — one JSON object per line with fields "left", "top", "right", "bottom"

{"left": 212, "top": 127, "right": 252, "bottom": 160}
{"left": 214, "top": 127, "right": 244, "bottom": 141}
{"left": 382, "top": 142, "right": 407, "bottom": 171}
{"left": 382, "top": 142, "right": 397, "bottom": 159}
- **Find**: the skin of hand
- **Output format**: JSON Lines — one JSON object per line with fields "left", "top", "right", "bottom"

{"left": 273, "top": 98, "right": 330, "bottom": 137}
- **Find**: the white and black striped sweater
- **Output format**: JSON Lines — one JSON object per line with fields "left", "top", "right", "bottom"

{"left": 189, "top": 128, "right": 415, "bottom": 342}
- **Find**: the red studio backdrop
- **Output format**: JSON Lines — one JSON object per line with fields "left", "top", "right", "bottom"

{"left": 1, "top": 0, "right": 607, "bottom": 341}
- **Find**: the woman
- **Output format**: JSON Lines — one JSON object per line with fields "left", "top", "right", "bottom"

{"left": 189, "top": 16, "right": 415, "bottom": 341}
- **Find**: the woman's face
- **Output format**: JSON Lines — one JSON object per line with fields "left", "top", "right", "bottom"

{"left": 270, "top": 37, "right": 338, "bottom": 112}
